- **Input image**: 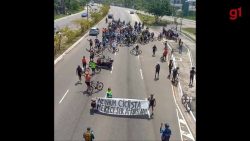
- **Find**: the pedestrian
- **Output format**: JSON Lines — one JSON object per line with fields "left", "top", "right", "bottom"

{"left": 88, "top": 39, "right": 93, "bottom": 48}
{"left": 82, "top": 56, "right": 87, "bottom": 72}
{"left": 189, "top": 67, "right": 196, "bottom": 86}
{"left": 152, "top": 45, "right": 157, "bottom": 57}
{"left": 76, "top": 65, "right": 83, "bottom": 82}
{"left": 89, "top": 60, "right": 96, "bottom": 75}
{"left": 160, "top": 123, "right": 171, "bottom": 141}
{"left": 172, "top": 67, "right": 179, "bottom": 83}
{"left": 106, "top": 87, "right": 112, "bottom": 98}
{"left": 148, "top": 94, "right": 156, "bottom": 115}
{"left": 83, "top": 127, "right": 95, "bottom": 141}
{"left": 168, "top": 60, "right": 173, "bottom": 78}
{"left": 178, "top": 39, "right": 182, "bottom": 47}
{"left": 163, "top": 47, "right": 168, "bottom": 61}
{"left": 155, "top": 62, "right": 160, "bottom": 79}
{"left": 89, "top": 49, "right": 95, "bottom": 61}
{"left": 179, "top": 41, "right": 183, "bottom": 54}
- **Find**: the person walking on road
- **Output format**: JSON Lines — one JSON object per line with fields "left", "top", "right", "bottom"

{"left": 189, "top": 67, "right": 196, "bottom": 86}
{"left": 172, "top": 67, "right": 179, "bottom": 83}
{"left": 89, "top": 60, "right": 96, "bottom": 75}
{"left": 168, "top": 60, "right": 174, "bottom": 79}
{"left": 88, "top": 39, "right": 93, "bottom": 48}
{"left": 106, "top": 87, "right": 112, "bottom": 98}
{"left": 160, "top": 123, "right": 171, "bottom": 141}
{"left": 83, "top": 127, "right": 95, "bottom": 141}
{"left": 155, "top": 63, "right": 160, "bottom": 80}
{"left": 152, "top": 45, "right": 157, "bottom": 57}
{"left": 163, "top": 47, "right": 168, "bottom": 61}
{"left": 82, "top": 56, "right": 87, "bottom": 72}
{"left": 76, "top": 65, "right": 83, "bottom": 82}
{"left": 89, "top": 48, "right": 95, "bottom": 61}
{"left": 179, "top": 41, "right": 183, "bottom": 54}
{"left": 148, "top": 94, "right": 156, "bottom": 115}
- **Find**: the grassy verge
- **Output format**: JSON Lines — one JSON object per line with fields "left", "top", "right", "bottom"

{"left": 137, "top": 13, "right": 174, "bottom": 26}
{"left": 182, "top": 28, "right": 195, "bottom": 35}
{"left": 54, "top": 7, "right": 85, "bottom": 20}
{"left": 54, "top": 5, "right": 110, "bottom": 58}
{"left": 184, "top": 16, "right": 196, "bottom": 21}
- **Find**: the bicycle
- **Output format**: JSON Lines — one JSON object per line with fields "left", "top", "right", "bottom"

{"left": 108, "top": 46, "right": 119, "bottom": 53}
{"left": 87, "top": 80, "right": 104, "bottom": 94}
{"left": 130, "top": 47, "right": 142, "bottom": 56}
{"left": 181, "top": 94, "right": 192, "bottom": 112}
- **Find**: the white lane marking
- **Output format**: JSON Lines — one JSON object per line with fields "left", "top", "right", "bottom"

{"left": 111, "top": 66, "right": 113, "bottom": 74}
{"left": 59, "top": 89, "right": 69, "bottom": 104}
{"left": 190, "top": 111, "right": 196, "bottom": 122}
{"left": 115, "top": 52, "right": 116, "bottom": 56}
{"left": 171, "top": 85, "right": 195, "bottom": 141}
{"left": 176, "top": 109, "right": 184, "bottom": 141}
{"left": 140, "top": 69, "right": 143, "bottom": 80}
{"left": 137, "top": 55, "right": 139, "bottom": 59}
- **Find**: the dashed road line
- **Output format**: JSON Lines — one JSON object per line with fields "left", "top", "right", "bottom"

{"left": 139, "top": 69, "right": 143, "bottom": 80}
{"left": 59, "top": 89, "right": 69, "bottom": 104}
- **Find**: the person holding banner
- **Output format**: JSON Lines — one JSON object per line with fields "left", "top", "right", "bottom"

{"left": 106, "top": 87, "right": 112, "bottom": 98}
{"left": 148, "top": 94, "right": 156, "bottom": 115}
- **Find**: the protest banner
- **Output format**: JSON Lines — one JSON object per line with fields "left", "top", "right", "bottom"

{"left": 96, "top": 97, "right": 149, "bottom": 116}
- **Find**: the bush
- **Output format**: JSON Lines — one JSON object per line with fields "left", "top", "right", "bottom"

{"left": 73, "top": 19, "right": 91, "bottom": 33}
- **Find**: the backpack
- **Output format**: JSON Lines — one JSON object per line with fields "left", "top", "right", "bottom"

{"left": 84, "top": 131, "right": 91, "bottom": 141}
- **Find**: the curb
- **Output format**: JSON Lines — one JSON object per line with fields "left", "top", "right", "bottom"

{"left": 54, "top": 13, "right": 108, "bottom": 65}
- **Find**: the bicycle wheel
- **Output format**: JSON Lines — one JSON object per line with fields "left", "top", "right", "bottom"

{"left": 185, "top": 102, "right": 192, "bottom": 112}
{"left": 96, "top": 82, "right": 104, "bottom": 91}
{"left": 181, "top": 94, "right": 188, "bottom": 104}
{"left": 138, "top": 50, "right": 142, "bottom": 55}
{"left": 130, "top": 49, "right": 136, "bottom": 55}
{"left": 87, "top": 86, "right": 93, "bottom": 94}
{"left": 115, "top": 48, "right": 119, "bottom": 52}
{"left": 96, "top": 66, "right": 101, "bottom": 73}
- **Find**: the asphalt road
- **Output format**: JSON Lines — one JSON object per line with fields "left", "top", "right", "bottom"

{"left": 54, "top": 3, "right": 100, "bottom": 30}
{"left": 55, "top": 6, "right": 182, "bottom": 141}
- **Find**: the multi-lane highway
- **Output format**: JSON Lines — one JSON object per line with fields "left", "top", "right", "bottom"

{"left": 55, "top": 6, "right": 188, "bottom": 141}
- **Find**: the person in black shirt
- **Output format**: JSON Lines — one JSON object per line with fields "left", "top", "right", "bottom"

{"left": 76, "top": 65, "right": 83, "bottom": 82}
{"left": 152, "top": 45, "right": 157, "bottom": 57}
{"left": 168, "top": 60, "right": 173, "bottom": 78}
{"left": 172, "top": 67, "right": 179, "bottom": 83}
{"left": 155, "top": 63, "right": 160, "bottom": 80}
{"left": 189, "top": 67, "right": 196, "bottom": 86}
{"left": 148, "top": 94, "right": 156, "bottom": 115}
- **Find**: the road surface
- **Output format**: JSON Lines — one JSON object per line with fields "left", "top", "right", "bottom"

{"left": 55, "top": 6, "right": 187, "bottom": 141}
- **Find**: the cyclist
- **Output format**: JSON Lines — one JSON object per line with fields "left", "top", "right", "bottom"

{"left": 89, "top": 60, "right": 96, "bottom": 75}
{"left": 148, "top": 94, "right": 156, "bottom": 115}
{"left": 135, "top": 44, "right": 139, "bottom": 55}
{"left": 85, "top": 72, "right": 91, "bottom": 91}
{"left": 168, "top": 60, "right": 173, "bottom": 78}
{"left": 152, "top": 45, "right": 157, "bottom": 57}
{"left": 83, "top": 127, "right": 95, "bottom": 141}
{"left": 151, "top": 32, "right": 154, "bottom": 40}
{"left": 189, "top": 67, "right": 196, "bottom": 86}
{"left": 94, "top": 38, "right": 100, "bottom": 48}
{"left": 111, "top": 41, "right": 117, "bottom": 53}
{"left": 76, "top": 65, "right": 83, "bottom": 82}
{"left": 82, "top": 56, "right": 87, "bottom": 72}
{"left": 106, "top": 87, "right": 112, "bottom": 98}
{"left": 89, "top": 48, "right": 95, "bottom": 61}
{"left": 160, "top": 123, "right": 171, "bottom": 141}
{"left": 172, "top": 67, "right": 179, "bottom": 83}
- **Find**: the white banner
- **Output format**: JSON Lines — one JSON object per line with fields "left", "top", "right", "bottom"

{"left": 96, "top": 97, "right": 149, "bottom": 116}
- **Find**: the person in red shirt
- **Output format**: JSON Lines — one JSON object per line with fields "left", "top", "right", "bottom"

{"left": 163, "top": 47, "right": 168, "bottom": 61}
{"left": 85, "top": 72, "right": 91, "bottom": 91}
{"left": 82, "top": 56, "right": 87, "bottom": 72}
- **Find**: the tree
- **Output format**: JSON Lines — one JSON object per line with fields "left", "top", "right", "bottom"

{"left": 145, "top": 0, "right": 172, "bottom": 23}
